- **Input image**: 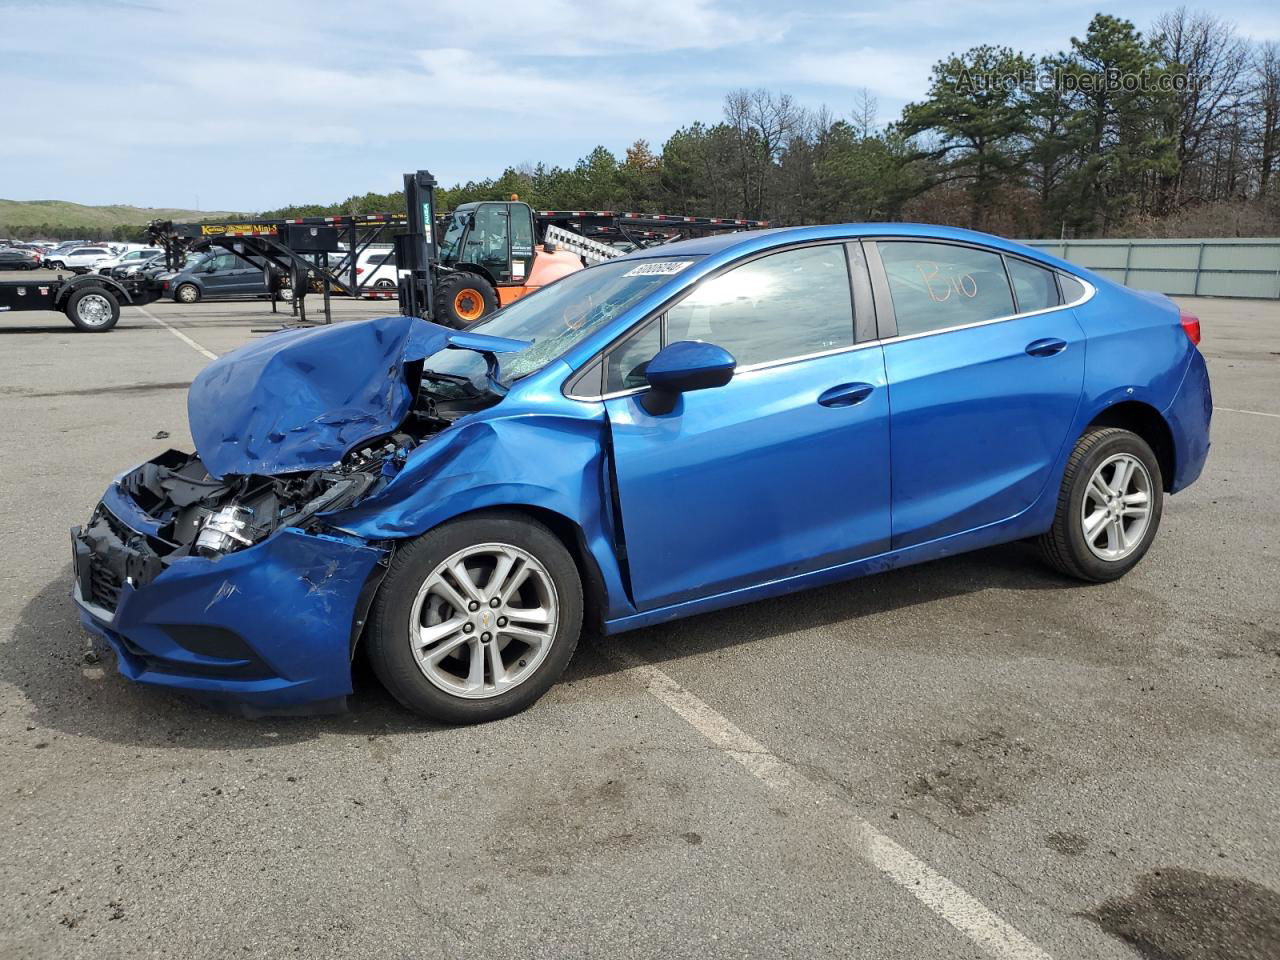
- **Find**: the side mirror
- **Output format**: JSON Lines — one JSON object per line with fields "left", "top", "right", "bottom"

{"left": 641, "top": 340, "right": 735, "bottom": 415}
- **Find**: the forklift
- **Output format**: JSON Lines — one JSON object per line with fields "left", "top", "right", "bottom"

{"left": 153, "top": 170, "right": 768, "bottom": 329}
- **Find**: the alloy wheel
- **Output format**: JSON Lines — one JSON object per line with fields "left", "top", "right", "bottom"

{"left": 407, "top": 542, "right": 559, "bottom": 699}
{"left": 76, "top": 293, "right": 114, "bottom": 327}
{"left": 1081, "top": 453, "right": 1152, "bottom": 561}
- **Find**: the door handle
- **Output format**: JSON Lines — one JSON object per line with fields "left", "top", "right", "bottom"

{"left": 1025, "top": 337, "right": 1068, "bottom": 357}
{"left": 817, "top": 382, "right": 875, "bottom": 408}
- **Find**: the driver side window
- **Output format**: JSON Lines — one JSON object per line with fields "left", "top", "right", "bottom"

{"left": 665, "top": 245, "right": 854, "bottom": 367}
{"left": 601, "top": 244, "right": 856, "bottom": 392}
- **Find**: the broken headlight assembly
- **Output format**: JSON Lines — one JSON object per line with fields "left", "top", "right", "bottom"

{"left": 113, "top": 437, "right": 414, "bottom": 565}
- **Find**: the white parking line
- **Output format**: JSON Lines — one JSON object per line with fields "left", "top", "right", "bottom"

{"left": 1216, "top": 406, "right": 1280, "bottom": 419}
{"left": 598, "top": 642, "right": 1052, "bottom": 960}
{"left": 132, "top": 305, "right": 217, "bottom": 361}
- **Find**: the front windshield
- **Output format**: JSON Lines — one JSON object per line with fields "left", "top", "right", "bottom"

{"left": 437, "top": 210, "right": 468, "bottom": 263}
{"left": 423, "top": 256, "right": 700, "bottom": 392}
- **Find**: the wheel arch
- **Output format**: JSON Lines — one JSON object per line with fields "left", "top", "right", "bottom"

{"left": 443, "top": 264, "right": 499, "bottom": 289}
{"left": 1085, "top": 400, "right": 1176, "bottom": 492}
{"left": 53, "top": 274, "right": 131, "bottom": 308}
{"left": 350, "top": 503, "right": 612, "bottom": 653}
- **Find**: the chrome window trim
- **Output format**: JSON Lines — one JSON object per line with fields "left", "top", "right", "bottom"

{"left": 576, "top": 339, "right": 883, "bottom": 403}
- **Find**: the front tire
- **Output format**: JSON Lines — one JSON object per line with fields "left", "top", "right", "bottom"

{"left": 1038, "top": 427, "right": 1163, "bottom": 582}
{"left": 175, "top": 283, "right": 201, "bottom": 304}
{"left": 435, "top": 272, "right": 497, "bottom": 328}
{"left": 366, "top": 512, "right": 583, "bottom": 723}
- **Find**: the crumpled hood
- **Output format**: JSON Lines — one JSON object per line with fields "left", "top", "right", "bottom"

{"left": 188, "top": 315, "right": 528, "bottom": 478}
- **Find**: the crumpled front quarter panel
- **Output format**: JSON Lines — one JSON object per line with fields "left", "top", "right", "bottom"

{"left": 326, "top": 369, "right": 635, "bottom": 620}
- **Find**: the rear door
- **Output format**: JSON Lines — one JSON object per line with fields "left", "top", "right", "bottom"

{"left": 869, "top": 239, "right": 1086, "bottom": 549}
{"left": 603, "top": 243, "right": 891, "bottom": 611}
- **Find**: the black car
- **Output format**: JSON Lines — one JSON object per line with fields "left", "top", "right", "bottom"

{"left": 0, "top": 248, "right": 38, "bottom": 270}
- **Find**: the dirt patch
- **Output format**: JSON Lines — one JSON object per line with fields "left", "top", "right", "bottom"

{"left": 1046, "top": 831, "right": 1088, "bottom": 855}
{"left": 1250, "top": 628, "right": 1280, "bottom": 658}
{"left": 1090, "top": 867, "right": 1280, "bottom": 960}
{"left": 904, "top": 728, "right": 1034, "bottom": 816}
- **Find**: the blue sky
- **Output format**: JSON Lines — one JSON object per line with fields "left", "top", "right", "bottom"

{"left": 2, "top": 0, "right": 1277, "bottom": 212}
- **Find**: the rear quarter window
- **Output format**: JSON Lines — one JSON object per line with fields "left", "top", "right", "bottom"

{"left": 1006, "top": 257, "right": 1062, "bottom": 313}
{"left": 1058, "top": 274, "right": 1087, "bottom": 304}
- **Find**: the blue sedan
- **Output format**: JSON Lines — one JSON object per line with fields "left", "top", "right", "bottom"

{"left": 72, "top": 224, "right": 1212, "bottom": 723}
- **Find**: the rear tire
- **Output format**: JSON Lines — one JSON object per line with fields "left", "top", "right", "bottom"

{"left": 366, "top": 512, "right": 582, "bottom": 724}
{"left": 65, "top": 286, "right": 120, "bottom": 332}
{"left": 1037, "top": 427, "right": 1163, "bottom": 582}
{"left": 175, "top": 283, "right": 201, "bottom": 304}
{"left": 435, "top": 272, "right": 497, "bottom": 328}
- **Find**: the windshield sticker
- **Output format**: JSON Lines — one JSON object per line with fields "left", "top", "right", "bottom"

{"left": 623, "top": 260, "right": 694, "bottom": 278}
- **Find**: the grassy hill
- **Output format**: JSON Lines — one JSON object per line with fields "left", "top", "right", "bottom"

{"left": 0, "top": 199, "right": 241, "bottom": 230}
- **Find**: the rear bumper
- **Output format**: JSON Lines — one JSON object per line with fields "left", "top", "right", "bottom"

{"left": 73, "top": 513, "right": 387, "bottom": 714}
{"left": 1164, "top": 349, "right": 1212, "bottom": 493}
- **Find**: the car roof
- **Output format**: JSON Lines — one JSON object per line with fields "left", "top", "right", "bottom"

{"left": 612, "top": 222, "right": 1082, "bottom": 274}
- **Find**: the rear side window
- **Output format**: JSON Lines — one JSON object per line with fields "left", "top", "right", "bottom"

{"left": 1006, "top": 257, "right": 1061, "bottom": 313}
{"left": 878, "top": 241, "right": 1014, "bottom": 336}
{"left": 664, "top": 245, "right": 854, "bottom": 368}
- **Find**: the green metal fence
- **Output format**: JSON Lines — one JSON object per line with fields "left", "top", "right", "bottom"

{"left": 1017, "top": 238, "right": 1280, "bottom": 299}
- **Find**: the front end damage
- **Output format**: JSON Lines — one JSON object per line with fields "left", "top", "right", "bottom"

{"left": 71, "top": 315, "right": 531, "bottom": 714}
{"left": 71, "top": 448, "right": 400, "bottom": 713}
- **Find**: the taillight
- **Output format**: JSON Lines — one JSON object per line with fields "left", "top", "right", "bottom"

{"left": 1180, "top": 312, "right": 1201, "bottom": 346}
{"left": 355, "top": 266, "right": 364, "bottom": 275}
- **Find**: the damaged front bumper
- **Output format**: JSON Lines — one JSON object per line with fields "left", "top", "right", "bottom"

{"left": 71, "top": 461, "right": 389, "bottom": 715}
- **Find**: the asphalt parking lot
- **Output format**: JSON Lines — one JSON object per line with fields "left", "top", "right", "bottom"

{"left": 2, "top": 283, "right": 1277, "bottom": 960}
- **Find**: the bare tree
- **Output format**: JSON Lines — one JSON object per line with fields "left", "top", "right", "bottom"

{"left": 851, "top": 88, "right": 879, "bottom": 140}
{"left": 1252, "top": 41, "right": 1280, "bottom": 197}
{"left": 1152, "top": 7, "right": 1250, "bottom": 208}
{"left": 724, "top": 89, "right": 803, "bottom": 218}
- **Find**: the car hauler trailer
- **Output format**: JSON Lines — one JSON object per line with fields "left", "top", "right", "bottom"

{"left": 149, "top": 170, "right": 770, "bottom": 328}
{"left": 0, "top": 273, "right": 161, "bottom": 332}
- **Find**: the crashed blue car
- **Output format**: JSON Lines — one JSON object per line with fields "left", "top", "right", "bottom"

{"left": 73, "top": 224, "right": 1211, "bottom": 723}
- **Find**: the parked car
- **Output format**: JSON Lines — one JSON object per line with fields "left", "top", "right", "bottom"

{"left": 95, "top": 247, "right": 164, "bottom": 275}
{"left": 352, "top": 246, "right": 401, "bottom": 290}
{"left": 47, "top": 246, "right": 113, "bottom": 273}
{"left": 0, "top": 248, "right": 39, "bottom": 270}
{"left": 72, "top": 223, "right": 1212, "bottom": 723}
{"left": 110, "top": 253, "right": 166, "bottom": 279}
{"left": 157, "top": 250, "right": 269, "bottom": 302}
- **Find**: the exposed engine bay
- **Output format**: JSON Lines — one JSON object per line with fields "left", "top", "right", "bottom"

{"left": 78, "top": 370, "right": 501, "bottom": 599}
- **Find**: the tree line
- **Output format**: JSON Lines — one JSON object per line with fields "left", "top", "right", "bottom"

{"left": 256, "top": 10, "right": 1278, "bottom": 239}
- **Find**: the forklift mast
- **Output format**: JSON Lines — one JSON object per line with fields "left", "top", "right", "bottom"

{"left": 395, "top": 170, "right": 438, "bottom": 321}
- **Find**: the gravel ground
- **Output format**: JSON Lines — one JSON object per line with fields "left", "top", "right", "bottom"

{"left": 1, "top": 288, "right": 1276, "bottom": 960}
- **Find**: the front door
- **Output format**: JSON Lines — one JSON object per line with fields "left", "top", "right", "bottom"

{"left": 604, "top": 243, "right": 891, "bottom": 611}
